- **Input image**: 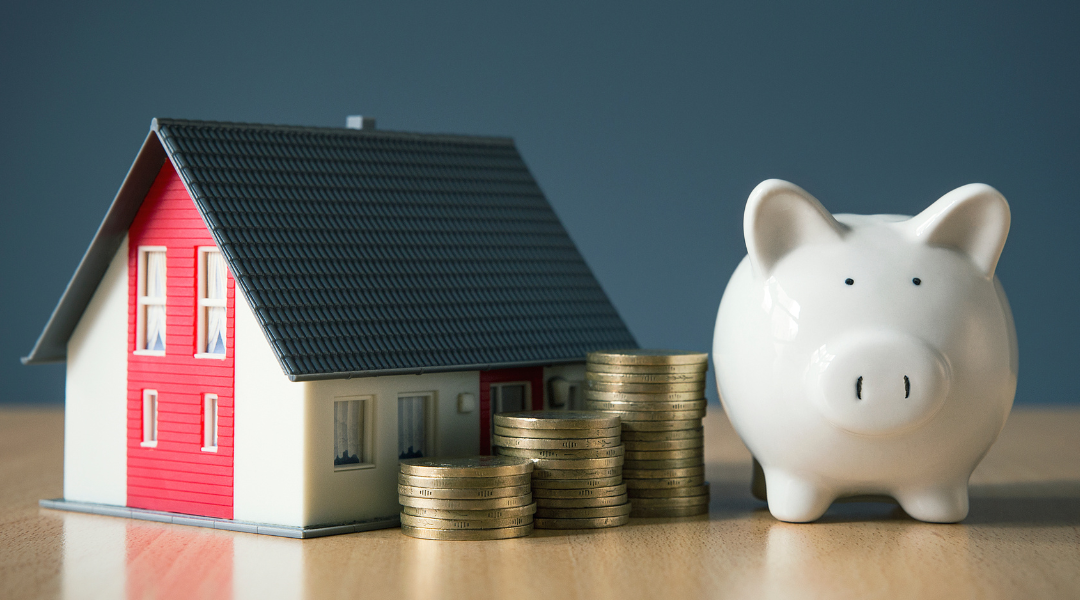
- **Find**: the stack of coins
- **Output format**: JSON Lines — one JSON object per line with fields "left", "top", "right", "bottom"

{"left": 398, "top": 456, "right": 535, "bottom": 540}
{"left": 583, "top": 350, "right": 711, "bottom": 518}
{"left": 493, "top": 411, "right": 632, "bottom": 529}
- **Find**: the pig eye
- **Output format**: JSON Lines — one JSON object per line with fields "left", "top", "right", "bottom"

{"left": 845, "top": 278, "right": 854, "bottom": 285}
{"left": 912, "top": 278, "right": 922, "bottom": 286}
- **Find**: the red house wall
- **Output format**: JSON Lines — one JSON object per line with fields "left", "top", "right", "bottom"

{"left": 479, "top": 367, "right": 544, "bottom": 454}
{"left": 126, "top": 161, "right": 235, "bottom": 519}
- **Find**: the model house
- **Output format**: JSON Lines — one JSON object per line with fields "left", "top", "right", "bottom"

{"left": 24, "top": 118, "right": 636, "bottom": 537}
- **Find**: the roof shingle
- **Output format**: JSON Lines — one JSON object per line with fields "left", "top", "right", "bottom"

{"left": 153, "top": 119, "right": 635, "bottom": 379}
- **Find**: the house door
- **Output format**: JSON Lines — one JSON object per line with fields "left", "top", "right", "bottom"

{"left": 479, "top": 367, "right": 544, "bottom": 454}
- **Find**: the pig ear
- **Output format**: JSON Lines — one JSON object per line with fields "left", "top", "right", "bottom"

{"left": 744, "top": 179, "right": 846, "bottom": 276}
{"left": 903, "top": 184, "right": 1010, "bottom": 278}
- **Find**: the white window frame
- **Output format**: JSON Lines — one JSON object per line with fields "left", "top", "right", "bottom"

{"left": 334, "top": 396, "right": 375, "bottom": 471}
{"left": 195, "top": 247, "right": 228, "bottom": 359}
{"left": 491, "top": 381, "right": 531, "bottom": 414}
{"left": 489, "top": 382, "right": 531, "bottom": 449}
{"left": 134, "top": 246, "right": 167, "bottom": 356}
{"left": 397, "top": 392, "right": 437, "bottom": 459}
{"left": 141, "top": 389, "right": 158, "bottom": 448}
{"left": 202, "top": 393, "right": 219, "bottom": 452}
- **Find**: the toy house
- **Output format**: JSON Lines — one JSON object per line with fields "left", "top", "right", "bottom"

{"left": 24, "top": 118, "right": 636, "bottom": 537}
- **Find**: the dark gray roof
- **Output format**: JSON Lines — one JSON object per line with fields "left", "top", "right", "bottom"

{"left": 25, "top": 119, "right": 636, "bottom": 380}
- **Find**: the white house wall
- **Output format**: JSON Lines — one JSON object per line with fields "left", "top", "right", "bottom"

{"left": 232, "top": 294, "right": 307, "bottom": 527}
{"left": 301, "top": 371, "right": 480, "bottom": 527}
{"left": 64, "top": 235, "right": 129, "bottom": 506}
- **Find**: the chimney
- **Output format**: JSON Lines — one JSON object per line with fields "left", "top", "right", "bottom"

{"left": 346, "top": 115, "right": 376, "bottom": 131}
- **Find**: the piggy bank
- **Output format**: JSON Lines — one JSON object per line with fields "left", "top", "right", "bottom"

{"left": 713, "top": 179, "right": 1017, "bottom": 523}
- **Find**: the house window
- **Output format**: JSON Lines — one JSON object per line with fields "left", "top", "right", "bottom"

{"left": 398, "top": 393, "right": 435, "bottom": 459}
{"left": 489, "top": 382, "right": 529, "bottom": 449}
{"left": 196, "top": 248, "right": 227, "bottom": 358}
{"left": 136, "top": 247, "right": 167, "bottom": 354}
{"left": 202, "top": 394, "right": 218, "bottom": 452}
{"left": 334, "top": 398, "right": 373, "bottom": 469}
{"left": 141, "top": 390, "right": 158, "bottom": 447}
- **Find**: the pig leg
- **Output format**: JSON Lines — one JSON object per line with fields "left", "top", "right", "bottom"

{"left": 893, "top": 482, "right": 969, "bottom": 523}
{"left": 764, "top": 469, "right": 834, "bottom": 522}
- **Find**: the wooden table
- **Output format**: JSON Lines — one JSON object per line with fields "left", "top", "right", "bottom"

{"left": 2, "top": 406, "right": 1078, "bottom": 599}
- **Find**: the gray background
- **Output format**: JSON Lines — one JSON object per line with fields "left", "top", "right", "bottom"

{"left": 2, "top": 1, "right": 1077, "bottom": 406}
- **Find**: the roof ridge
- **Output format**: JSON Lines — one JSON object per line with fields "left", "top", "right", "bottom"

{"left": 152, "top": 118, "right": 516, "bottom": 146}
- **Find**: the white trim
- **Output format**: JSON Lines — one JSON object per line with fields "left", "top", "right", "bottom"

{"left": 141, "top": 389, "right": 158, "bottom": 447}
{"left": 202, "top": 393, "right": 219, "bottom": 452}
{"left": 135, "top": 246, "right": 167, "bottom": 354}
{"left": 196, "top": 247, "right": 227, "bottom": 357}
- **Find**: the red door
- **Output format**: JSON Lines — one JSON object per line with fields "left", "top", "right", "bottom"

{"left": 479, "top": 367, "right": 544, "bottom": 454}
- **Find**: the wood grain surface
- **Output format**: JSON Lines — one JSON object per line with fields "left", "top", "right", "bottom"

{"left": 1, "top": 405, "right": 1078, "bottom": 599}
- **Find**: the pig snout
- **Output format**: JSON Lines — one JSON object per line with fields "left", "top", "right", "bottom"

{"left": 809, "top": 331, "right": 950, "bottom": 436}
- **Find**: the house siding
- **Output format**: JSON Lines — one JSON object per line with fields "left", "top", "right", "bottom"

{"left": 232, "top": 295, "right": 306, "bottom": 527}
{"left": 479, "top": 367, "right": 544, "bottom": 454}
{"left": 64, "top": 235, "right": 130, "bottom": 506}
{"left": 301, "top": 371, "right": 480, "bottom": 527}
{"left": 125, "top": 161, "right": 236, "bottom": 519}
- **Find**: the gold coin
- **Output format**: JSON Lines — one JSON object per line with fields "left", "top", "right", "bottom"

{"left": 399, "top": 456, "right": 533, "bottom": 478}
{"left": 494, "top": 425, "right": 621, "bottom": 439}
{"left": 534, "top": 503, "right": 633, "bottom": 519}
{"left": 584, "top": 390, "right": 705, "bottom": 402}
{"left": 623, "top": 437, "right": 704, "bottom": 451}
{"left": 587, "top": 362, "right": 707, "bottom": 375}
{"left": 492, "top": 435, "right": 621, "bottom": 450}
{"left": 399, "top": 513, "right": 534, "bottom": 529}
{"left": 623, "top": 457, "right": 704, "bottom": 470}
{"left": 496, "top": 446, "right": 624, "bottom": 460}
{"left": 530, "top": 455, "right": 624, "bottom": 470}
{"left": 585, "top": 371, "right": 707, "bottom": 384}
{"left": 535, "top": 494, "right": 629, "bottom": 508}
{"left": 530, "top": 476, "right": 623, "bottom": 489}
{"left": 494, "top": 411, "right": 620, "bottom": 430}
{"left": 532, "top": 467, "right": 622, "bottom": 480}
{"left": 398, "top": 473, "right": 532, "bottom": 489}
{"left": 584, "top": 399, "right": 708, "bottom": 412}
{"left": 621, "top": 428, "right": 704, "bottom": 441}
{"left": 400, "top": 524, "right": 533, "bottom": 540}
{"left": 532, "top": 484, "right": 627, "bottom": 499}
{"left": 629, "top": 483, "right": 710, "bottom": 498}
{"left": 533, "top": 514, "right": 631, "bottom": 529}
{"left": 585, "top": 380, "right": 706, "bottom": 393}
{"left": 397, "top": 484, "right": 531, "bottom": 500}
{"left": 629, "top": 494, "right": 709, "bottom": 508}
{"left": 623, "top": 466, "right": 704, "bottom": 479}
{"left": 401, "top": 503, "right": 537, "bottom": 520}
{"left": 621, "top": 419, "right": 704, "bottom": 432}
{"left": 624, "top": 447, "right": 703, "bottom": 460}
{"left": 399, "top": 494, "right": 534, "bottom": 510}
{"left": 587, "top": 349, "right": 709, "bottom": 366}
{"left": 625, "top": 476, "right": 705, "bottom": 489}
{"left": 588, "top": 407, "right": 707, "bottom": 421}
{"left": 629, "top": 505, "right": 709, "bottom": 518}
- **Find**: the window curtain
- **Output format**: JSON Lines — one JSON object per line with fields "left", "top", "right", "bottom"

{"left": 206, "top": 252, "right": 227, "bottom": 354}
{"left": 334, "top": 400, "right": 362, "bottom": 465}
{"left": 145, "top": 251, "right": 166, "bottom": 351}
{"left": 398, "top": 396, "right": 427, "bottom": 459}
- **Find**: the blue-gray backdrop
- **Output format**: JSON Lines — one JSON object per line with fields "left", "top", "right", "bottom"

{"left": 2, "top": 1, "right": 1077, "bottom": 405}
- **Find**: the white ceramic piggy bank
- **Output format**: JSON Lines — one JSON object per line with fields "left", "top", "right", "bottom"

{"left": 713, "top": 179, "right": 1017, "bottom": 523}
